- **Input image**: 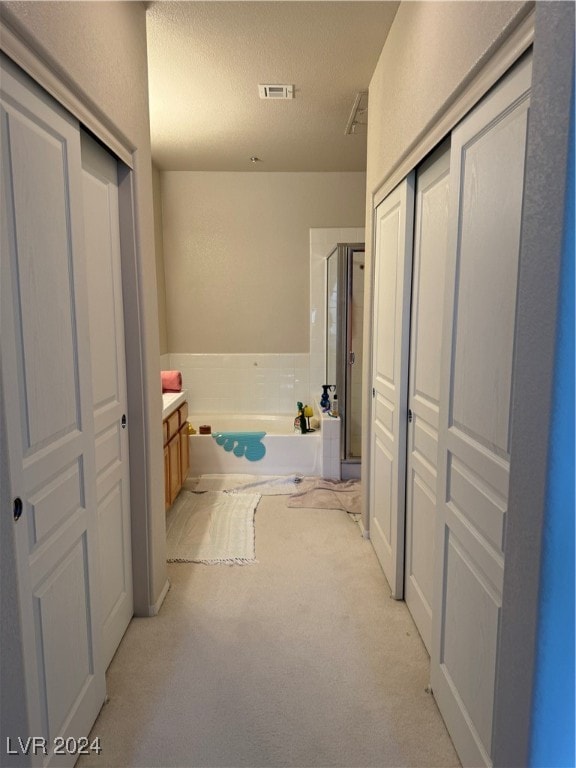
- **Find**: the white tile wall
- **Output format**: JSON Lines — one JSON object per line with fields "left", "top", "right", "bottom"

{"left": 320, "top": 408, "right": 341, "bottom": 480}
{"left": 163, "top": 353, "right": 310, "bottom": 415}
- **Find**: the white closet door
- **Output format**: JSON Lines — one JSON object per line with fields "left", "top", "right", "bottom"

{"left": 431, "top": 55, "right": 532, "bottom": 766}
{"left": 370, "top": 175, "right": 414, "bottom": 598}
{"left": 81, "top": 132, "right": 133, "bottom": 669}
{"left": 404, "top": 144, "right": 450, "bottom": 653}
{"left": 0, "top": 58, "right": 105, "bottom": 764}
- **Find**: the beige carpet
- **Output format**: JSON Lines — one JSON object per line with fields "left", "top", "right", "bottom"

{"left": 78, "top": 494, "right": 460, "bottom": 768}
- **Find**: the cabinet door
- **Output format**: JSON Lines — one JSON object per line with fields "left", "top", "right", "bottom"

{"left": 180, "top": 427, "right": 190, "bottom": 483}
{"left": 164, "top": 445, "right": 170, "bottom": 509}
{"left": 167, "top": 410, "right": 179, "bottom": 442}
{"left": 168, "top": 436, "right": 181, "bottom": 505}
{"left": 0, "top": 56, "right": 105, "bottom": 763}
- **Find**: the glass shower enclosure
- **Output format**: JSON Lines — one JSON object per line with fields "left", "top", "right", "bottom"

{"left": 326, "top": 243, "right": 365, "bottom": 470}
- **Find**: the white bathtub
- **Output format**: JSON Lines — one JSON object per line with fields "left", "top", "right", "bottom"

{"left": 188, "top": 413, "right": 322, "bottom": 476}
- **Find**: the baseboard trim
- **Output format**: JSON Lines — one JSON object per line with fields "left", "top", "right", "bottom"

{"left": 148, "top": 579, "right": 171, "bottom": 616}
{"left": 359, "top": 520, "right": 370, "bottom": 540}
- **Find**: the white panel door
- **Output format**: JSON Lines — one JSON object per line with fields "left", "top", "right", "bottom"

{"left": 369, "top": 175, "right": 414, "bottom": 598}
{"left": 404, "top": 144, "right": 450, "bottom": 653}
{"left": 431, "top": 55, "right": 532, "bottom": 767}
{"left": 0, "top": 58, "right": 105, "bottom": 765}
{"left": 81, "top": 132, "right": 133, "bottom": 669}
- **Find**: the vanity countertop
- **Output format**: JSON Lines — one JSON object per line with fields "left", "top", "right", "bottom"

{"left": 162, "top": 390, "right": 187, "bottom": 420}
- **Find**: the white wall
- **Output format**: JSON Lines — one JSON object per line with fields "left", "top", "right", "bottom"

{"left": 153, "top": 164, "right": 169, "bottom": 355}
{"left": 166, "top": 352, "right": 310, "bottom": 416}
{"left": 366, "top": 1, "right": 530, "bottom": 196}
{"left": 160, "top": 171, "right": 366, "bottom": 353}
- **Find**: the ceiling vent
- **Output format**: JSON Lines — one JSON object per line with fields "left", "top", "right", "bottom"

{"left": 258, "top": 84, "right": 294, "bottom": 100}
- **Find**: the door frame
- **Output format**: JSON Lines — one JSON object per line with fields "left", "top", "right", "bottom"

{"left": 492, "top": 5, "right": 575, "bottom": 765}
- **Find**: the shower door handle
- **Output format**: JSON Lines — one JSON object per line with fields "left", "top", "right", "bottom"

{"left": 348, "top": 351, "right": 355, "bottom": 365}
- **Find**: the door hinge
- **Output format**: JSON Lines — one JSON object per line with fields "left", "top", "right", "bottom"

{"left": 408, "top": 408, "right": 413, "bottom": 423}
{"left": 372, "top": 387, "right": 376, "bottom": 398}
{"left": 121, "top": 414, "right": 127, "bottom": 429}
{"left": 349, "top": 351, "right": 355, "bottom": 365}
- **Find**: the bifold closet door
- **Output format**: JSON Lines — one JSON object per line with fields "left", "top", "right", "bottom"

{"left": 369, "top": 175, "right": 414, "bottom": 598}
{"left": 0, "top": 57, "right": 105, "bottom": 764}
{"left": 431, "top": 54, "right": 532, "bottom": 766}
{"left": 81, "top": 131, "right": 133, "bottom": 669}
{"left": 404, "top": 144, "right": 450, "bottom": 653}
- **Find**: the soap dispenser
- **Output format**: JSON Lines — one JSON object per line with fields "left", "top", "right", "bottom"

{"left": 320, "top": 385, "right": 331, "bottom": 412}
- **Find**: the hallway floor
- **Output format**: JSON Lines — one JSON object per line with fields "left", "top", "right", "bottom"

{"left": 79, "top": 492, "right": 460, "bottom": 768}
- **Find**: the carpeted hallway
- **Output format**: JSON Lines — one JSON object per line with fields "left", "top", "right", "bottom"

{"left": 78, "top": 493, "right": 460, "bottom": 768}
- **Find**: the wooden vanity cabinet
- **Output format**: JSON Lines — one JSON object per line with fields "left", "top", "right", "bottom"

{"left": 163, "top": 401, "right": 190, "bottom": 509}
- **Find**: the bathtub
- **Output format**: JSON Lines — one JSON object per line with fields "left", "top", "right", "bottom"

{"left": 188, "top": 413, "right": 322, "bottom": 476}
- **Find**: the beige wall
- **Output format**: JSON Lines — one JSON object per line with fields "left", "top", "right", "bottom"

{"left": 366, "top": 1, "right": 531, "bottom": 196}
{"left": 1, "top": 1, "right": 167, "bottom": 612}
{"left": 161, "top": 171, "right": 366, "bottom": 354}
{"left": 153, "top": 164, "right": 169, "bottom": 355}
{"left": 361, "top": 0, "right": 532, "bottom": 529}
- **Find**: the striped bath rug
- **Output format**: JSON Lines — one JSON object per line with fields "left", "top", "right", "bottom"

{"left": 166, "top": 490, "right": 259, "bottom": 564}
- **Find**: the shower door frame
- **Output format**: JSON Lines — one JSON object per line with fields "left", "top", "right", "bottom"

{"left": 327, "top": 243, "right": 365, "bottom": 465}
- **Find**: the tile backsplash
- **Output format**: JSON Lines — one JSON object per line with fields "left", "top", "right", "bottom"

{"left": 162, "top": 353, "right": 310, "bottom": 415}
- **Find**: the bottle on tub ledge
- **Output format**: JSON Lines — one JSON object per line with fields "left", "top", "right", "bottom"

{"left": 330, "top": 393, "right": 339, "bottom": 418}
{"left": 320, "top": 384, "right": 332, "bottom": 413}
{"left": 294, "top": 402, "right": 316, "bottom": 433}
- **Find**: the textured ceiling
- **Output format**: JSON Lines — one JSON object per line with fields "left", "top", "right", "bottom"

{"left": 146, "top": 2, "right": 399, "bottom": 171}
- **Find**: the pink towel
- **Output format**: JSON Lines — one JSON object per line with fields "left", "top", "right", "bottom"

{"left": 161, "top": 370, "right": 182, "bottom": 393}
